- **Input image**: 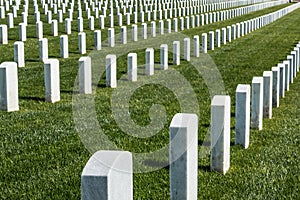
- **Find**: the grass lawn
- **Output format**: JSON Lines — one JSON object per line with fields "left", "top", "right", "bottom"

{"left": 0, "top": 2, "right": 299, "bottom": 199}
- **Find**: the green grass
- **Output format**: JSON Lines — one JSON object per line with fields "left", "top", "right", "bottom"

{"left": 1, "top": 2, "right": 300, "bottom": 199}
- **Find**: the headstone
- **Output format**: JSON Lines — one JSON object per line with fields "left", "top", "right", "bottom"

{"left": 78, "top": 17, "right": 83, "bottom": 32}
{"left": 170, "top": 113, "right": 198, "bottom": 200}
{"left": 287, "top": 55, "right": 293, "bottom": 84}
{"left": 79, "top": 56, "right": 92, "bottom": 94}
{"left": 44, "top": 59, "right": 60, "bottom": 103}
{"left": 272, "top": 67, "right": 279, "bottom": 108}
{"left": 108, "top": 28, "right": 115, "bottom": 47}
{"left": 14, "top": 41, "right": 25, "bottom": 67}
{"left": 263, "top": 71, "right": 272, "bottom": 119}
{"left": 202, "top": 33, "right": 207, "bottom": 53}
{"left": 141, "top": 23, "right": 147, "bottom": 39}
{"left": 52, "top": 20, "right": 58, "bottom": 36}
{"left": 19, "top": 23, "right": 26, "bottom": 41}
{"left": 221, "top": 28, "right": 226, "bottom": 45}
{"left": 39, "top": 38, "right": 48, "bottom": 62}
{"left": 65, "top": 18, "right": 71, "bottom": 34}
{"left": 173, "top": 18, "right": 178, "bottom": 32}
{"left": 7, "top": 13, "right": 14, "bottom": 28}
{"left": 193, "top": 35, "right": 199, "bottom": 57}
{"left": 81, "top": 151, "right": 133, "bottom": 200}
{"left": 235, "top": 84, "right": 250, "bottom": 149}
{"left": 132, "top": 24, "right": 138, "bottom": 42}
{"left": 251, "top": 77, "right": 263, "bottom": 130}
{"left": 127, "top": 53, "right": 137, "bottom": 81}
{"left": 159, "top": 20, "right": 164, "bottom": 34}
{"left": 145, "top": 48, "right": 154, "bottom": 76}
{"left": 151, "top": 21, "right": 156, "bottom": 37}
{"left": 106, "top": 54, "right": 117, "bottom": 88}
{"left": 183, "top": 38, "right": 190, "bottom": 61}
{"left": 227, "top": 26, "right": 231, "bottom": 42}
{"left": 120, "top": 26, "right": 127, "bottom": 44}
{"left": 0, "top": 24, "right": 8, "bottom": 44}
{"left": 0, "top": 62, "right": 19, "bottom": 112}
{"left": 215, "top": 29, "right": 220, "bottom": 48}
{"left": 173, "top": 41, "right": 180, "bottom": 65}
{"left": 160, "top": 44, "right": 168, "bottom": 70}
{"left": 89, "top": 16, "right": 94, "bottom": 30}
{"left": 60, "top": 35, "right": 69, "bottom": 58}
{"left": 94, "top": 30, "right": 101, "bottom": 50}
{"left": 278, "top": 63, "right": 285, "bottom": 98}
{"left": 167, "top": 19, "right": 171, "bottom": 33}
{"left": 283, "top": 60, "right": 290, "bottom": 91}
{"left": 211, "top": 95, "right": 230, "bottom": 174}
{"left": 78, "top": 32, "right": 86, "bottom": 54}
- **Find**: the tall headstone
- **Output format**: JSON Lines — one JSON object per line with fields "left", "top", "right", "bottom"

{"left": 108, "top": 28, "right": 115, "bottom": 47}
{"left": 106, "top": 54, "right": 117, "bottom": 88}
{"left": 272, "top": 67, "right": 279, "bottom": 108}
{"left": 0, "top": 24, "right": 8, "bottom": 44}
{"left": 65, "top": 18, "right": 71, "bottom": 34}
{"left": 209, "top": 31, "right": 214, "bottom": 50}
{"left": 127, "top": 53, "right": 137, "bottom": 81}
{"left": 278, "top": 63, "right": 285, "bottom": 98}
{"left": 211, "top": 95, "right": 230, "bottom": 174}
{"left": 215, "top": 29, "right": 220, "bottom": 48}
{"left": 39, "top": 38, "right": 48, "bottom": 62}
{"left": 170, "top": 113, "right": 198, "bottom": 200}
{"left": 120, "top": 26, "right": 127, "bottom": 44}
{"left": 184, "top": 38, "right": 190, "bottom": 61}
{"left": 44, "top": 59, "right": 60, "bottom": 103}
{"left": 81, "top": 151, "right": 133, "bottom": 200}
{"left": 19, "top": 23, "right": 26, "bottom": 41}
{"left": 60, "top": 35, "right": 69, "bottom": 58}
{"left": 235, "top": 84, "right": 250, "bottom": 149}
{"left": 202, "top": 33, "right": 207, "bottom": 53}
{"left": 283, "top": 60, "right": 290, "bottom": 91}
{"left": 132, "top": 25, "right": 138, "bottom": 42}
{"left": 160, "top": 44, "right": 168, "bottom": 70}
{"left": 263, "top": 71, "right": 272, "bottom": 119}
{"left": 78, "top": 32, "right": 86, "bottom": 54}
{"left": 51, "top": 20, "right": 58, "bottom": 36}
{"left": 193, "top": 35, "right": 199, "bottom": 57}
{"left": 0, "top": 62, "right": 19, "bottom": 112}
{"left": 251, "top": 77, "right": 263, "bottom": 130}
{"left": 14, "top": 41, "right": 25, "bottom": 67}
{"left": 79, "top": 56, "right": 92, "bottom": 94}
{"left": 173, "top": 41, "right": 180, "bottom": 65}
{"left": 145, "top": 48, "right": 154, "bottom": 76}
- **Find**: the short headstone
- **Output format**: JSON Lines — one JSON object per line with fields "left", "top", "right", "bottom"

{"left": 44, "top": 59, "right": 60, "bottom": 103}
{"left": 51, "top": 20, "right": 58, "bottom": 36}
{"left": 19, "top": 23, "right": 26, "bottom": 41}
{"left": 0, "top": 62, "right": 19, "bottom": 112}
{"left": 108, "top": 28, "right": 115, "bottom": 47}
{"left": 94, "top": 30, "right": 101, "bottom": 50}
{"left": 170, "top": 113, "right": 198, "bottom": 200}
{"left": 145, "top": 48, "right": 154, "bottom": 76}
{"left": 81, "top": 151, "right": 133, "bottom": 200}
{"left": 78, "top": 32, "right": 86, "bottom": 54}
{"left": 14, "top": 41, "right": 25, "bottom": 67}
{"left": 184, "top": 38, "right": 190, "bottom": 61}
{"left": 120, "top": 26, "right": 127, "bottom": 44}
{"left": 39, "top": 38, "right": 48, "bottom": 62}
{"left": 79, "top": 56, "right": 92, "bottom": 94}
{"left": 60, "top": 35, "right": 69, "bottom": 58}
{"left": 278, "top": 63, "right": 285, "bottom": 98}
{"left": 251, "top": 77, "right": 263, "bottom": 130}
{"left": 160, "top": 44, "right": 168, "bottom": 70}
{"left": 202, "top": 33, "right": 207, "bottom": 53}
{"left": 173, "top": 41, "right": 180, "bottom": 65}
{"left": 106, "top": 54, "right": 117, "bottom": 88}
{"left": 211, "top": 95, "right": 231, "bottom": 174}
{"left": 127, "top": 53, "right": 137, "bottom": 81}
{"left": 272, "top": 67, "right": 279, "bottom": 108}
{"left": 209, "top": 31, "right": 214, "bottom": 50}
{"left": 0, "top": 24, "right": 8, "bottom": 44}
{"left": 263, "top": 71, "right": 272, "bottom": 119}
{"left": 235, "top": 84, "right": 250, "bottom": 149}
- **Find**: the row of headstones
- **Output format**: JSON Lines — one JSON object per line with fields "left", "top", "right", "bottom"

{"left": 201, "top": 2, "right": 300, "bottom": 53}
{"left": 80, "top": 40, "right": 300, "bottom": 200}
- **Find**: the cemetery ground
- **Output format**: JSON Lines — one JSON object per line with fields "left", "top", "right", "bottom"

{"left": 0, "top": 2, "right": 300, "bottom": 199}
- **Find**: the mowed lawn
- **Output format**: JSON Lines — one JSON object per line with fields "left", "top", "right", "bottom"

{"left": 0, "top": 3, "right": 300, "bottom": 199}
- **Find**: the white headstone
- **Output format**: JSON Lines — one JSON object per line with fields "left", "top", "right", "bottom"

{"left": 89, "top": 16, "right": 94, "bottom": 30}
{"left": 145, "top": 48, "right": 154, "bottom": 76}
{"left": 170, "top": 113, "right": 198, "bottom": 200}
{"left": 106, "top": 54, "right": 117, "bottom": 88}
{"left": 272, "top": 67, "right": 279, "bottom": 108}
{"left": 209, "top": 31, "right": 214, "bottom": 50}
{"left": 263, "top": 71, "right": 272, "bottom": 119}
{"left": 0, "top": 62, "right": 19, "bottom": 112}
{"left": 173, "top": 41, "right": 180, "bottom": 65}
{"left": 211, "top": 95, "right": 230, "bottom": 174}
{"left": 184, "top": 38, "right": 190, "bottom": 61}
{"left": 39, "top": 38, "right": 48, "bottom": 62}
{"left": 78, "top": 32, "right": 86, "bottom": 54}
{"left": 235, "top": 84, "right": 250, "bottom": 149}
{"left": 193, "top": 35, "right": 199, "bottom": 57}
{"left": 19, "top": 23, "right": 26, "bottom": 41}
{"left": 94, "top": 30, "right": 101, "bottom": 50}
{"left": 44, "top": 59, "right": 60, "bottom": 103}
{"left": 221, "top": 28, "right": 226, "bottom": 45}
{"left": 132, "top": 24, "right": 138, "bottom": 42}
{"left": 127, "top": 53, "right": 137, "bottom": 81}
{"left": 79, "top": 56, "right": 92, "bottom": 94}
{"left": 202, "top": 33, "right": 207, "bottom": 53}
{"left": 108, "top": 28, "right": 115, "bottom": 47}
{"left": 283, "top": 60, "right": 290, "bottom": 91}
{"left": 81, "top": 151, "right": 133, "bottom": 200}
{"left": 141, "top": 23, "right": 147, "bottom": 39}
{"left": 278, "top": 63, "right": 285, "bottom": 98}
{"left": 65, "top": 18, "right": 71, "bottom": 34}
{"left": 120, "top": 26, "right": 127, "bottom": 44}
{"left": 0, "top": 24, "right": 8, "bottom": 44}
{"left": 7, "top": 13, "right": 14, "bottom": 28}
{"left": 251, "top": 77, "right": 263, "bottom": 130}
{"left": 14, "top": 41, "right": 25, "bottom": 67}
{"left": 151, "top": 21, "right": 156, "bottom": 37}
{"left": 51, "top": 20, "right": 58, "bottom": 36}
{"left": 160, "top": 44, "right": 168, "bottom": 70}
{"left": 60, "top": 35, "right": 69, "bottom": 58}
{"left": 215, "top": 29, "right": 220, "bottom": 48}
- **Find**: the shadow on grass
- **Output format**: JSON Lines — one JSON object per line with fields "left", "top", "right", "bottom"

{"left": 143, "top": 159, "right": 170, "bottom": 170}
{"left": 20, "top": 96, "right": 44, "bottom": 102}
